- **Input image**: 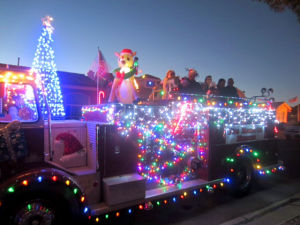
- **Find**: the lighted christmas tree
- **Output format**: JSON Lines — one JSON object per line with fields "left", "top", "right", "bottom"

{"left": 32, "top": 16, "right": 65, "bottom": 119}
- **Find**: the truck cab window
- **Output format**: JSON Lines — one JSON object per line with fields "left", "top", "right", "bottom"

{"left": 0, "top": 83, "right": 38, "bottom": 122}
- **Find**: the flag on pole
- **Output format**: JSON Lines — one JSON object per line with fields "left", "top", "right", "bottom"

{"left": 288, "top": 96, "right": 298, "bottom": 103}
{"left": 87, "top": 48, "right": 109, "bottom": 81}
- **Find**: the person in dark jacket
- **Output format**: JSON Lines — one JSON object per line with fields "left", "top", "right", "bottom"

{"left": 201, "top": 75, "right": 217, "bottom": 95}
{"left": 215, "top": 78, "right": 226, "bottom": 96}
{"left": 179, "top": 69, "right": 203, "bottom": 94}
{"left": 221, "top": 78, "right": 239, "bottom": 97}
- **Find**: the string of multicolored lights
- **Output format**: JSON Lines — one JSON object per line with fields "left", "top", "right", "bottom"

{"left": 2, "top": 169, "right": 88, "bottom": 217}
{"left": 225, "top": 145, "right": 284, "bottom": 176}
{"left": 89, "top": 178, "right": 228, "bottom": 224}
{"left": 82, "top": 97, "right": 276, "bottom": 186}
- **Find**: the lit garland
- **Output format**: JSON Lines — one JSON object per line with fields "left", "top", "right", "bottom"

{"left": 3, "top": 169, "right": 88, "bottom": 215}
{"left": 225, "top": 145, "right": 284, "bottom": 176}
{"left": 88, "top": 178, "right": 228, "bottom": 223}
{"left": 82, "top": 97, "right": 276, "bottom": 186}
{"left": 133, "top": 102, "right": 209, "bottom": 185}
{"left": 31, "top": 16, "right": 65, "bottom": 120}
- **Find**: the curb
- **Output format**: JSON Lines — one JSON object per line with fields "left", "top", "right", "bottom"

{"left": 220, "top": 193, "right": 300, "bottom": 225}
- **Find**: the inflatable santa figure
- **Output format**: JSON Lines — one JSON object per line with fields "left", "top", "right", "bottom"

{"left": 108, "top": 49, "right": 139, "bottom": 104}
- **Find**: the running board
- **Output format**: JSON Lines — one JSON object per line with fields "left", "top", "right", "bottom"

{"left": 90, "top": 177, "right": 226, "bottom": 215}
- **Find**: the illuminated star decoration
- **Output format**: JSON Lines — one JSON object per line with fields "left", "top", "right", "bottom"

{"left": 42, "top": 16, "right": 54, "bottom": 35}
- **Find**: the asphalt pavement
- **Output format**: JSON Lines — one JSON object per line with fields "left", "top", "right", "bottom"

{"left": 220, "top": 192, "right": 300, "bottom": 225}
{"left": 132, "top": 175, "right": 300, "bottom": 225}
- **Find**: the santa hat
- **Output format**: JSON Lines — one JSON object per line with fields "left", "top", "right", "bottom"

{"left": 120, "top": 49, "right": 134, "bottom": 56}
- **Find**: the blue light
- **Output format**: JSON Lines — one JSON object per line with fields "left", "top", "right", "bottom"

{"left": 37, "top": 176, "right": 43, "bottom": 182}
{"left": 193, "top": 190, "right": 197, "bottom": 195}
{"left": 225, "top": 178, "right": 230, "bottom": 183}
{"left": 172, "top": 197, "right": 177, "bottom": 202}
{"left": 32, "top": 16, "right": 65, "bottom": 120}
{"left": 83, "top": 207, "right": 88, "bottom": 214}
{"left": 128, "top": 209, "right": 132, "bottom": 214}
{"left": 147, "top": 80, "right": 155, "bottom": 87}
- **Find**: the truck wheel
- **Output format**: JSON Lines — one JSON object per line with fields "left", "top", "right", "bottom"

{"left": 229, "top": 158, "right": 254, "bottom": 197}
{"left": 10, "top": 198, "right": 64, "bottom": 225}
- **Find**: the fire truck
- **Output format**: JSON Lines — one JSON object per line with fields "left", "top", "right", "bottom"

{"left": 0, "top": 69, "right": 283, "bottom": 225}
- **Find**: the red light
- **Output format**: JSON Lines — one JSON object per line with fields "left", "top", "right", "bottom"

{"left": 52, "top": 176, "right": 57, "bottom": 182}
{"left": 274, "top": 126, "right": 279, "bottom": 134}
{"left": 116, "top": 212, "right": 120, "bottom": 217}
{"left": 200, "top": 188, "right": 203, "bottom": 192}
{"left": 180, "top": 195, "right": 184, "bottom": 199}
{"left": 257, "top": 159, "right": 260, "bottom": 162}
{"left": 213, "top": 184, "right": 217, "bottom": 189}
{"left": 236, "top": 153, "right": 240, "bottom": 157}
{"left": 164, "top": 200, "right": 167, "bottom": 204}
{"left": 230, "top": 168, "right": 234, "bottom": 173}
{"left": 22, "top": 180, "right": 28, "bottom": 186}
{"left": 139, "top": 204, "right": 143, "bottom": 210}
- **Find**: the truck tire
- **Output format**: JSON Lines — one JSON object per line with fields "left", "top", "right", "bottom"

{"left": 5, "top": 191, "right": 71, "bottom": 225}
{"left": 11, "top": 198, "right": 62, "bottom": 225}
{"left": 229, "top": 157, "right": 254, "bottom": 197}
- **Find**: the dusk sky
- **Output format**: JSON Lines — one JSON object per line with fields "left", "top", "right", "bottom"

{"left": 0, "top": 0, "right": 299, "bottom": 103}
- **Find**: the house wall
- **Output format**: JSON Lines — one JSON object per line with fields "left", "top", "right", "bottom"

{"left": 61, "top": 86, "right": 97, "bottom": 119}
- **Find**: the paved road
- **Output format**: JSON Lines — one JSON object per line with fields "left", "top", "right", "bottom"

{"left": 131, "top": 175, "right": 300, "bottom": 225}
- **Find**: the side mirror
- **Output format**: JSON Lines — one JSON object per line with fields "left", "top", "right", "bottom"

{"left": 261, "top": 88, "right": 267, "bottom": 95}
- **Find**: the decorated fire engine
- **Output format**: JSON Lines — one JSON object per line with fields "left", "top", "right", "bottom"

{"left": 0, "top": 66, "right": 284, "bottom": 225}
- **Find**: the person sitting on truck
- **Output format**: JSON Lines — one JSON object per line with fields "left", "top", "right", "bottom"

{"left": 179, "top": 69, "right": 203, "bottom": 94}
{"left": 221, "top": 78, "right": 239, "bottom": 97}
{"left": 162, "top": 70, "right": 179, "bottom": 99}
{"left": 201, "top": 75, "right": 217, "bottom": 95}
{"left": 215, "top": 78, "right": 226, "bottom": 96}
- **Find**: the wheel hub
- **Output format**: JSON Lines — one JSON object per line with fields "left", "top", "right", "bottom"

{"left": 14, "top": 202, "right": 55, "bottom": 225}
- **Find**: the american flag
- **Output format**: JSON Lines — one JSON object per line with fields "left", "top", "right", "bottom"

{"left": 87, "top": 48, "right": 109, "bottom": 81}
{"left": 288, "top": 96, "right": 298, "bottom": 103}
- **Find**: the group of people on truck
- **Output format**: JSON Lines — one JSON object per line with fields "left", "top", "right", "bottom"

{"left": 162, "top": 68, "right": 245, "bottom": 100}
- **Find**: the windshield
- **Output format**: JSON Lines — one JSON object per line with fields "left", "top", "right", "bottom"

{"left": 0, "top": 83, "right": 38, "bottom": 123}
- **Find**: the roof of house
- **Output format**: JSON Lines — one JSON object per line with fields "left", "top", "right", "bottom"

{"left": 0, "top": 63, "right": 96, "bottom": 87}
{"left": 272, "top": 101, "right": 292, "bottom": 111}
{"left": 57, "top": 71, "right": 96, "bottom": 87}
